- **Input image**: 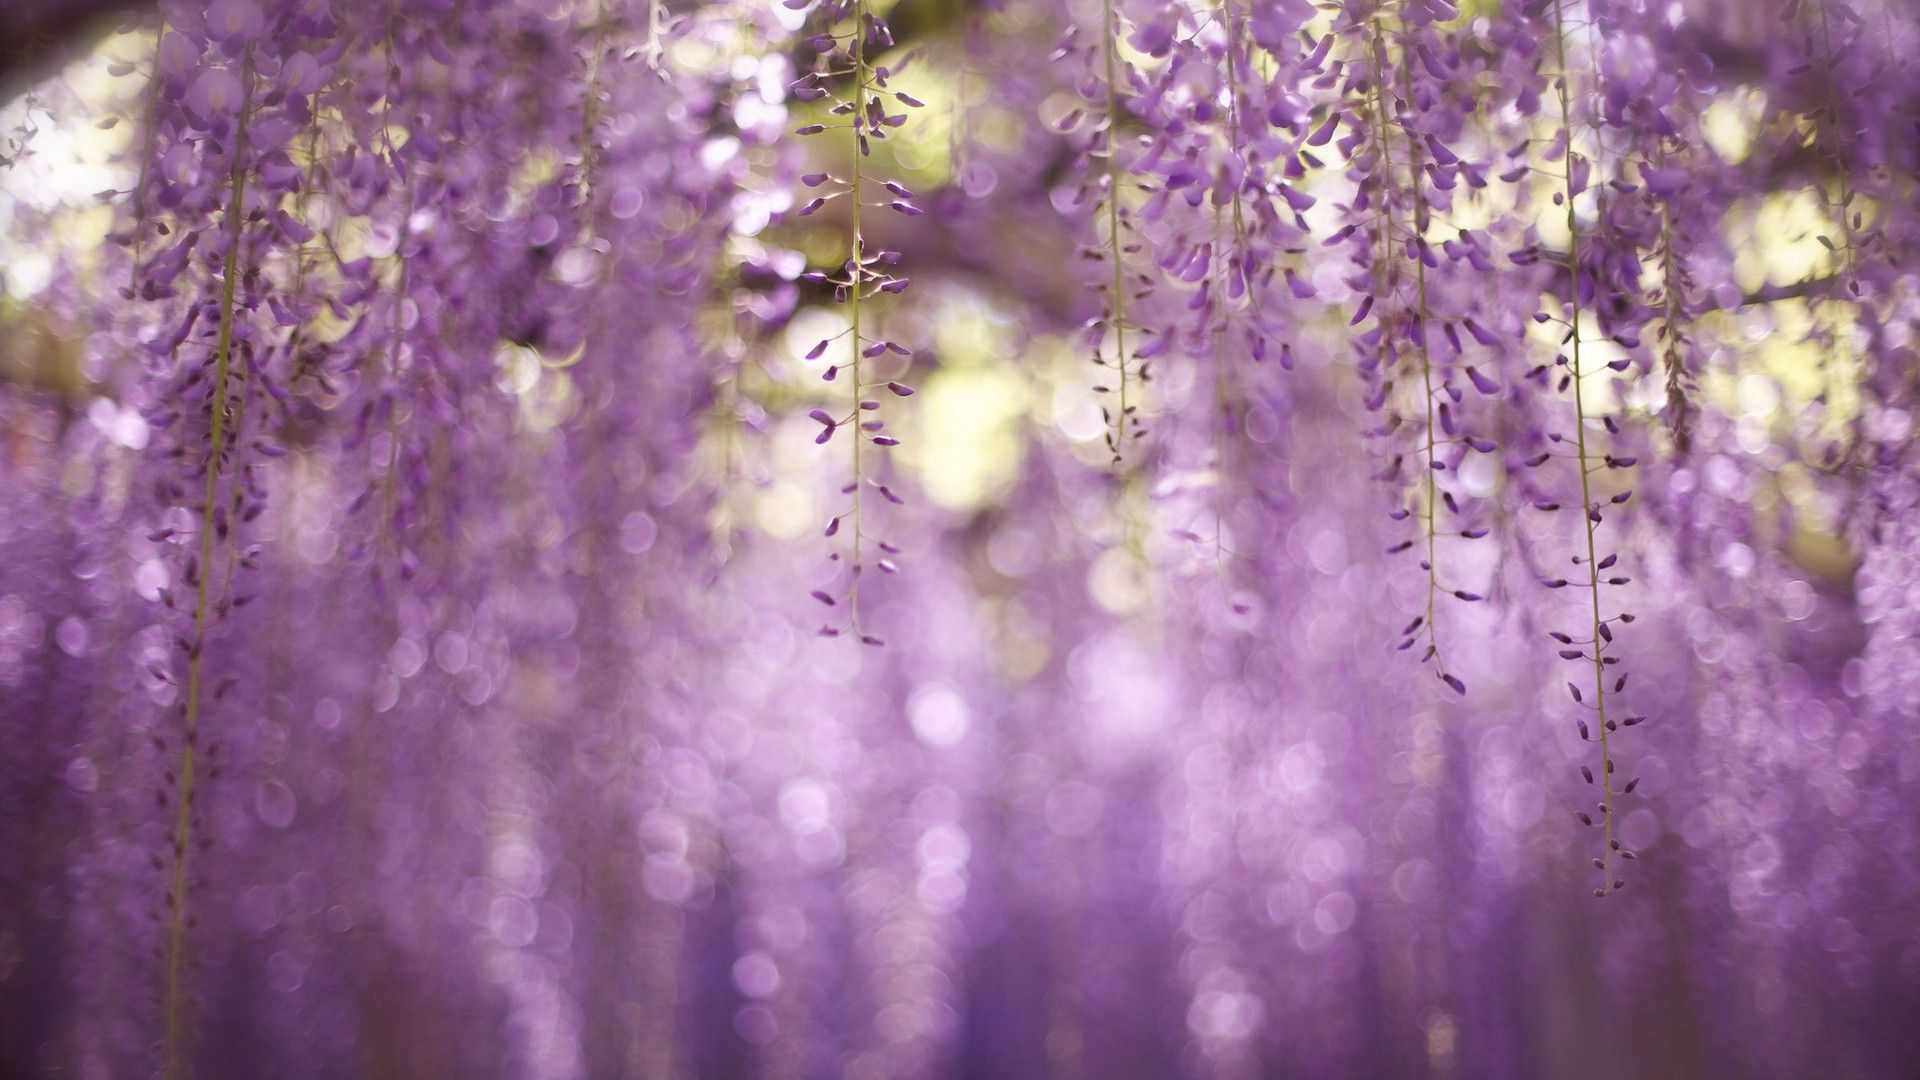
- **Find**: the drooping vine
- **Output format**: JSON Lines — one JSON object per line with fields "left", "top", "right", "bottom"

{"left": 158, "top": 37, "right": 254, "bottom": 1078}
{"left": 1543, "top": 0, "right": 1639, "bottom": 896}
{"left": 795, "top": 0, "right": 921, "bottom": 642}
{"left": 1341, "top": 0, "right": 1493, "bottom": 697}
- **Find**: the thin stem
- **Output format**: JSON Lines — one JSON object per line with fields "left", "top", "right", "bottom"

{"left": 1414, "top": 212, "right": 1439, "bottom": 660}
{"left": 579, "top": 0, "right": 606, "bottom": 207}
{"left": 1209, "top": 200, "right": 1234, "bottom": 569}
{"left": 848, "top": 0, "right": 867, "bottom": 628}
{"left": 1368, "top": 12, "right": 1444, "bottom": 666}
{"left": 1553, "top": 0, "right": 1616, "bottom": 893}
{"left": 1364, "top": 20, "right": 1399, "bottom": 330}
{"left": 1221, "top": 0, "right": 1246, "bottom": 249}
{"left": 1210, "top": 0, "right": 1247, "bottom": 572}
{"left": 1100, "top": 0, "right": 1128, "bottom": 464}
{"left": 1392, "top": 18, "right": 1444, "bottom": 668}
{"left": 163, "top": 44, "right": 253, "bottom": 1079}
{"left": 127, "top": 13, "right": 169, "bottom": 300}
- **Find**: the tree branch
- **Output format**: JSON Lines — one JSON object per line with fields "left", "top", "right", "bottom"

{"left": 0, "top": 0, "right": 151, "bottom": 106}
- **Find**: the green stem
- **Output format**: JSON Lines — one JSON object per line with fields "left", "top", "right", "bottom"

{"left": 1393, "top": 16, "right": 1443, "bottom": 667}
{"left": 1552, "top": 0, "right": 1616, "bottom": 892}
{"left": 579, "top": 0, "right": 606, "bottom": 207}
{"left": 163, "top": 44, "right": 253, "bottom": 1079}
{"left": 848, "top": 0, "right": 867, "bottom": 627}
{"left": 1208, "top": 0, "right": 1248, "bottom": 573}
{"left": 1209, "top": 199, "right": 1232, "bottom": 568}
{"left": 1101, "top": 0, "right": 1128, "bottom": 464}
{"left": 128, "top": 14, "right": 169, "bottom": 299}
{"left": 1368, "top": 13, "right": 1443, "bottom": 663}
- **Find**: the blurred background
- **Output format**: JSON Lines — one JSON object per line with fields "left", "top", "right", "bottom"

{"left": 2, "top": 1, "right": 1918, "bottom": 1078}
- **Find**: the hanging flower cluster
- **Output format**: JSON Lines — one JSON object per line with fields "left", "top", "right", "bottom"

{"left": 792, "top": 0, "right": 923, "bottom": 644}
